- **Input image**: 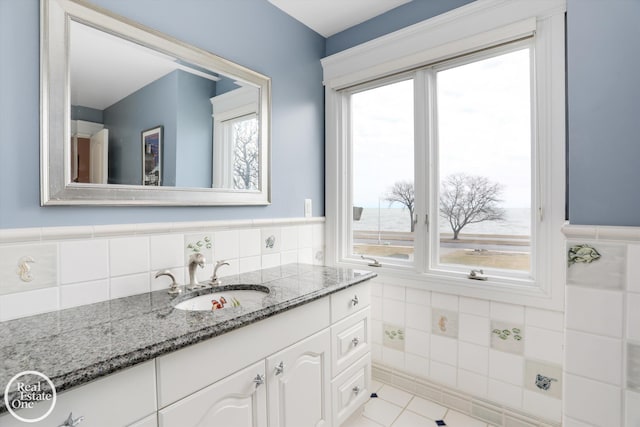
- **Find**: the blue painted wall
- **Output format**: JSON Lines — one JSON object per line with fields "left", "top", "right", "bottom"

{"left": 105, "top": 71, "right": 180, "bottom": 186}
{"left": 104, "top": 70, "right": 217, "bottom": 187}
{"left": 325, "top": 0, "right": 475, "bottom": 56}
{"left": 175, "top": 70, "right": 217, "bottom": 188}
{"left": 0, "top": 0, "right": 325, "bottom": 228}
{"left": 2, "top": 0, "right": 638, "bottom": 228}
{"left": 566, "top": 0, "right": 640, "bottom": 226}
{"left": 71, "top": 105, "right": 103, "bottom": 122}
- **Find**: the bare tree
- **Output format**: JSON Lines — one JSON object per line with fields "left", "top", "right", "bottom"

{"left": 439, "top": 174, "right": 505, "bottom": 240}
{"left": 385, "top": 181, "right": 415, "bottom": 232}
{"left": 233, "top": 118, "right": 259, "bottom": 190}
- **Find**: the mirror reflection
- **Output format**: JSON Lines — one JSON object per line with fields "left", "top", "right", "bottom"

{"left": 69, "top": 20, "right": 260, "bottom": 190}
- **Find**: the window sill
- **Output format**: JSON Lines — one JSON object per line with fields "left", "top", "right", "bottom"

{"left": 336, "top": 258, "right": 563, "bottom": 310}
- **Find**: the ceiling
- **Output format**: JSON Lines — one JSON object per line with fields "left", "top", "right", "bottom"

{"left": 267, "top": 0, "right": 412, "bottom": 37}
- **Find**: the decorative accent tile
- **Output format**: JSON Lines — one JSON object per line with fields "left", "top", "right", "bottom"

{"left": 0, "top": 244, "right": 58, "bottom": 295}
{"left": 383, "top": 323, "right": 405, "bottom": 351}
{"left": 184, "top": 234, "right": 213, "bottom": 263}
{"left": 431, "top": 309, "right": 458, "bottom": 338}
{"left": 524, "top": 360, "right": 562, "bottom": 399}
{"left": 490, "top": 320, "right": 524, "bottom": 354}
{"left": 261, "top": 228, "right": 281, "bottom": 253}
{"left": 628, "top": 343, "right": 640, "bottom": 391}
{"left": 568, "top": 243, "right": 601, "bottom": 266}
{"left": 566, "top": 241, "right": 626, "bottom": 289}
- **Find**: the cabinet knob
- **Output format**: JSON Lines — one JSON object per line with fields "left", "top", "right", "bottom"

{"left": 351, "top": 295, "right": 359, "bottom": 306}
{"left": 352, "top": 386, "right": 361, "bottom": 395}
{"left": 59, "top": 413, "right": 84, "bottom": 427}
{"left": 253, "top": 374, "right": 265, "bottom": 388}
{"left": 352, "top": 337, "right": 360, "bottom": 347}
{"left": 275, "top": 361, "right": 285, "bottom": 375}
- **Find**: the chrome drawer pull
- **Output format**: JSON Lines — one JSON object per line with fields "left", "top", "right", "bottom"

{"left": 351, "top": 295, "right": 359, "bottom": 306}
{"left": 352, "top": 385, "right": 361, "bottom": 395}
{"left": 59, "top": 413, "right": 84, "bottom": 427}
{"left": 275, "top": 361, "right": 285, "bottom": 375}
{"left": 253, "top": 374, "right": 265, "bottom": 388}
{"left": 352, "top": 337, "right": 360, "bottom": 347}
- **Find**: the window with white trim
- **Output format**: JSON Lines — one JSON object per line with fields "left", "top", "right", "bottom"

{"left": 347, "top": 41, "right": 533, "bottom": 281}
{"left": 323, "top": 0, "right": 566, "bottom": 301}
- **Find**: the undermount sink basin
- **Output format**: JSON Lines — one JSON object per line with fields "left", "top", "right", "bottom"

{"left": 173, "top": 285, "right": 270, "bottom": 311}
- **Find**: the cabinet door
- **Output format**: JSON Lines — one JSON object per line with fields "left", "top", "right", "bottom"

{"left": 267, "top": 329, "right": 331, "bottom": 427}
{"left": 158, "top": 360, "right": 267, "bottom": 427}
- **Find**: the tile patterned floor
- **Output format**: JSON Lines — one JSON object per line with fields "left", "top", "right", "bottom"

{"left": 343, "top": 381, "right": 495, "bottom": 427}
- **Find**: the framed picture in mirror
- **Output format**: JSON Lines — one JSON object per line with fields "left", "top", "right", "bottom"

{"left": 142, "top": 126, "right": 162, "bottom": 186}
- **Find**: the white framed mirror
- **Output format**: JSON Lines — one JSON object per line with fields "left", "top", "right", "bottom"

{"left": 41, "top": 0, "right": 271, "bottom": 205}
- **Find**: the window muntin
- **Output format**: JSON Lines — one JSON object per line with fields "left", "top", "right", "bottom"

{"left": 350, "top": 79, "right": 415, "bottom": 262}
{"left": 433, "top": 47, "right": 533, "bottom": 277}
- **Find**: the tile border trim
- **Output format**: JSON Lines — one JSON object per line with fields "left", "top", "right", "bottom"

{"left": 0, "top": 217, "right": 325, "bottom": 244}
{"left": 562, "top": 223, "right": 640, "bottom": 242}
{"left": 372, "top": 363, "right": 560, "bottom": 427}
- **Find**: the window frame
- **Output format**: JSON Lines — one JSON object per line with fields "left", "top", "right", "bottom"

{"left": 322, "top": 0, "right": 566, "bottom": 309}
{"left": 425, "top": 41, "right": 536, "bottom": 283}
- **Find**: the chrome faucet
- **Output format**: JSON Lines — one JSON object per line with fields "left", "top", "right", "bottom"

{"left": 155, "top": 270, "right": 181, "bottom": 295}
{"left": 188, "top": 253, "right": 206, "bottom": 290}
{"left": 211, "top": 260, "right": 230, "bottom": 286}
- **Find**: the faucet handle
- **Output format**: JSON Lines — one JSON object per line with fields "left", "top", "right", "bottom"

{"left": 155, "top": 270, "right": 182, "bottom": 295}
{"left": 210, "top": 260, "right": 230, "bottom": 286}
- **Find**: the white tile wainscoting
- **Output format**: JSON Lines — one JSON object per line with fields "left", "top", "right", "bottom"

{"left": 369, "top": 278, "right": 564, "bottom": 426}
{"left": 368, "top": 224, "right": 640, "bottom": 427}
{"left": 562, "top": 225, "right": 640, "bottom": 427}
{"left": 0, "top": 218, "right": 325, "bottom": 321}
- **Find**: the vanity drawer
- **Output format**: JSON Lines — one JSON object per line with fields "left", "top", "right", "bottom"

{"left": 332, "top": 307, "right": 370, "bottom": 375}
{"left": 331, "top": 354, "right": 371, "bottom": 427}
{"left": 331, "top": 282, "right": 371, "bottom": 322}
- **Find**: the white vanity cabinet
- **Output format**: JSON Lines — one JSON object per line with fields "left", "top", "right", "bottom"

{"left": 158, "top": 360, "right": 267, "bottom": 427}
{"left": 0, "top": 361, "right": 157, "bottom": 427}
{"left": 0, "top": 280, "right": 372, "bottom": 427}
{"left": 266, "top": 329, "right": 331, "bottom": 427}
{"left": 156, "top": 281, "right": 372, "bottom": 427}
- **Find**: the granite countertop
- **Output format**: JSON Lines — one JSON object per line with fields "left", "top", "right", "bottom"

{"left": 0, "top": 264, "right": 375, "bottom": 413}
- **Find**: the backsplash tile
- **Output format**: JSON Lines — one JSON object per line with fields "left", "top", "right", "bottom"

{"left": 60, "top": 279, "right": 109, "bottom": 309}
{"left": 0, "top": 287, "right": 59, "bottom": 321}
{"left": 0, "top": 243, "right": 57, "bottom": 295}
{"left": 261, "top": 228, "right": 281, "bottom": 253}
{"left": 0, "top": 218, "right": 324, "bottom": 321}
{"left": 109, "top": 237, "right": 149, "bottom": 277}
{"left": 184, "top": 233, "right": 214, "bottom": 266}
{"left": 150, "top": 234, "right": 184, "bottom": 270}
{"left": 213, "top": 230, "right": 239, "bottom": 261}
{"left": 238, "top": 229, "right": 261, "bottom": 257}
{"left": 60, "top": 239, "right": 109, "bottom": 284}
{"left": 110, "top": 273, "right": 151, "bottom": 299}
